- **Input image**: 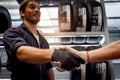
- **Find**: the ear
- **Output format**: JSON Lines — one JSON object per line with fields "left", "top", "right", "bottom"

{"left": 20, "top": 10, "right": 25, "bottom": 18}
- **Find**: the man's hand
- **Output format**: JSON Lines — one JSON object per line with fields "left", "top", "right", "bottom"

{"left": 61, "top": 47, "right": 87, "bottom": 63}
{"left": 61, "top": 47, "right": 86, "bottom": 59}
{"left": 51, "top": 48, "right": 85, "bottom": 71}
{"left": 52, "top": 61, "right": 65, "bottom": 72}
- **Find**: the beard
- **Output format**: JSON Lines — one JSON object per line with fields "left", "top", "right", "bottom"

{"left": 24, "top": 15, "right": 40, "bottom": 25}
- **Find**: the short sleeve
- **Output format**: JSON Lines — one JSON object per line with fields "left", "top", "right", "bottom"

{"left": 3, "top": 28, "right": 28, "bottom": 56}
{"left": 46, "top": 62, "right": 54, "bottom": 70}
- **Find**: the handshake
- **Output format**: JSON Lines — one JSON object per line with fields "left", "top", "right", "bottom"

{"left": 51, "top": 47, "right": 87, "bottom": 71}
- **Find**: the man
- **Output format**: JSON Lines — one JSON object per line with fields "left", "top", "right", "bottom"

{"left": 3, "top": 0, "right": 85, "bottom": 80}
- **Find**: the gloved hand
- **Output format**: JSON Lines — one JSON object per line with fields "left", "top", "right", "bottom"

{"left": 61, "top": 47, "right": 87, "bottom": 63}
{"left": 51, "top": 49, "right": 85, "bottom": 71}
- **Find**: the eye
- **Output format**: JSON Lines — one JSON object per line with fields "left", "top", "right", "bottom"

{"left": 29, "top": 5, "right": 36, "bottom": 9}
{"left": 37, "top": 7, "right": 40, "bottom": 10}
{"left": 29, "top": 5, "right": 40, "bottom": 10}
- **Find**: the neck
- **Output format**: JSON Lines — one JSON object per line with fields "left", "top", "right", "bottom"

{"left": 24, "top": 20, "right": 38, "bottom": 35}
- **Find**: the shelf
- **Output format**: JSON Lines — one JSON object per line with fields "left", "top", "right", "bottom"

{"left": 112, "top": 59, "right": 120, "bottom": 64}
{"left": 42, "top": 32, "right": 105, "bottom": 36}
{"left": 49, "top": 44, "right": 102, "bottom": 49}
{"left": 0, "top": 34, "right": 3, "bottom": 37}
{"left": 48, "top": 43, "right": 102, "bottom": 46}
{"left": 0, "top": 46, "right": 4, "bottom": 49}
{"left": 45, "top": 35, "right": 105, "bottom": 45}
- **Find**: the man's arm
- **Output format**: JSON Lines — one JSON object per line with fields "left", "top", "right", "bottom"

{"left": 16, "top": 45, "right": 85, "bottom": 71}
{"left": 16, "top": 46, "right": 54, "bottom": 64}
{"left": 47, "top": 68, "right": 54, "bottom": 80}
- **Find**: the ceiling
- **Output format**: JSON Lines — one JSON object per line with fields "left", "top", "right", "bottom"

{"left": 0, "top": 0, "right": 120, "bottom": 9}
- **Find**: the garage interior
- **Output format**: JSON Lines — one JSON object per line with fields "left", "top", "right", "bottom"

{"left": 0, "top": 0, "right": 120, "bottom": 80}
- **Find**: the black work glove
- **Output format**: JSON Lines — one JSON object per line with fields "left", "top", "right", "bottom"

{"left": 51, "top": 49, "right": 85, "bottom": 71}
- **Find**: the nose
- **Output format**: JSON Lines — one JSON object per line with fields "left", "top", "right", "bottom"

{"left": 35, "top": 7, "right": 40, "bottom": 12}
{"left": 35, "top": 7, "right": 41, "bottom": 16}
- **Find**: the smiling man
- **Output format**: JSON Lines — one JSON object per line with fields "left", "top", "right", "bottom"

{"left": 3, "top": 0, "right": 85, "bottom": 80}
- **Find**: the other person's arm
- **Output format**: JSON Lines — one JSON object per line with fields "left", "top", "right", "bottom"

{"left": 63, "top": 41, "right": 120, "bottom": 63}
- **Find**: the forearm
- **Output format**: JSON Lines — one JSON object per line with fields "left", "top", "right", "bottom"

{"left": 47, "top": 68, "right": 54, "bottom": 80}
{"left": 88, "top": 41, "right": 120, "bottom": 63}
{"left": 16, "top": 45, "right": 85, "bottom": 71}
{"left": 16, "top": 46, "right": 54, "bottom": 64}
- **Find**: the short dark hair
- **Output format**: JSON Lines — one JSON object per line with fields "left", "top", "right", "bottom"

{"left": 19, "top": 0, "right": 38, "bottom": 19}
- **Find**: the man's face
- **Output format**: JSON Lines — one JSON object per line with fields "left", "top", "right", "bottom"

{"left": 22, "top": 1, "right": 40, "bottom": 24}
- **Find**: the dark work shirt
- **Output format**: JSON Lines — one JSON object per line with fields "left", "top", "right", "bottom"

{"left": 3, "top": 23, "right": 53, "bottom": 80}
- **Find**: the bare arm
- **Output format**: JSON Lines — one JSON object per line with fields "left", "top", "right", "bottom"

{"left": 16, "top": 45, "right": 85, "bottom": 71}
{"left": 47, "top": 68, "right": 54, "bottom": 80}
{"left": 16, "top": 46, "right": 54, "bottom": 64}
{"left": 60, "top": 41, "right": 120, "bottom": 64}
{"left": 88, "top": 41, "right": 120, "bottom": 63}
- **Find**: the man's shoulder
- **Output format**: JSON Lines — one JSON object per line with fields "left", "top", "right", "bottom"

{"left": 5, "top": 23, "right": 25, "bottom": 32}
{"left": 5, "top": 27, "right": 19, "bottom": 33}
{"left": 3, "top": 26, "right": 24, "bottom": 37}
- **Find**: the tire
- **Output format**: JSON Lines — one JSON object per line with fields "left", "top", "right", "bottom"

{"left": 0, "top": 6, "right": 11, "bottom": 33}
{"left": 0, "top": 6, "right": 11, "bottom": 74}
{"left": 86, "top": 61, "right": 114, "bottom": 80}
{"left": 70, "top": 46, "right": 114, "bottom": 80}
{"left": 0, "top": 56, "right": 1, "bottom": 74}
{"left": 72, "top": 1, "right": 88, "bottom": 32}
{"left": 86, "top": 1, "right": 103, "bottom": 31}
{"left": 70, "top": 61, "right": 114, "bottom": 80}
{"left": 58, "top": 2, "right": 73, "bottom": 32}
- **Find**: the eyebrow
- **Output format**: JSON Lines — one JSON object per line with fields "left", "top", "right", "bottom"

{"left": 28, "top": 2, "right": 40, "bottom": 7}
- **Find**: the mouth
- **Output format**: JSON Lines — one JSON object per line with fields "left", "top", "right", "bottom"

{"left": 33, "top": 13, "right": 40, "bottom": 20}
{"left": 33, "top": 11, "right": 40, "bottom": 16}
{"left": 33, "top": 13, "right": 40, "bottom": 17}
